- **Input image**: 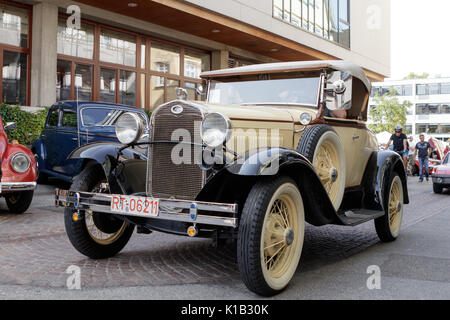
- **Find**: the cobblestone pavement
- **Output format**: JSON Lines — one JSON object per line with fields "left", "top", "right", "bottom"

{"left": 0, "top": 177, "right": 448, "bottom": 293}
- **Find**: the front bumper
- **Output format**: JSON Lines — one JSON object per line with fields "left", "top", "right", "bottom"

{"left": 0, "top": 181, "right": 37, "bottom": 192}
{"left": 432, "top": 175, "right": 450, "bottom": 185}
{"left": 55, "top": 189, "right": 238, "bottom": 228}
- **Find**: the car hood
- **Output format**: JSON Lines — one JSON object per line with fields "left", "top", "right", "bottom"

{"left": 435, "top": 164, "right": 450, "bottom": 175}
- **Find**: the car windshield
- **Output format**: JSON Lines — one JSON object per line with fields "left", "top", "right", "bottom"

{"left": 81, "top": 108, "right": 124, "bottom": 127}
{"left": 208, "top": 73, "right": 321, "bottom": 106}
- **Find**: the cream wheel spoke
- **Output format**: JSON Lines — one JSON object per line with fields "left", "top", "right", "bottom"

{"left": 264, "top": 239, "right": 286, "bottom": 251}
{"left": 265, "top": 243, "right": 287, "bottom": 267}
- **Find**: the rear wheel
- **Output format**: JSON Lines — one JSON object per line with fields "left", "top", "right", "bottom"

{"left": 64, "top": 165, "right": 134, "bottom": 259}
{"left": 5, "top": 191, "right": 34, "bottom": 214}
{"left": 238, "top": 176, "right": 305, "bottom": 296}
{"left": 375, "top": 173, "right": 404, "bottom": 242}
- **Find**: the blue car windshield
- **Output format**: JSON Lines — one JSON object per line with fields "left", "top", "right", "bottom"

{"left": 81, "top": 108, "right": 124, "bottom": 127}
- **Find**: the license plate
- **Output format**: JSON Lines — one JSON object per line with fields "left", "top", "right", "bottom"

{"left": 110, "top": 195, "right": 159, "bottom": 217}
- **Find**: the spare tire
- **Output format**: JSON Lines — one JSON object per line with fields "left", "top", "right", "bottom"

{"left": 297, "top": 125, "right": 346, "bottom": 210}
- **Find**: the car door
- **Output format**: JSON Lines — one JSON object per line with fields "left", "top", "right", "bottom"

{"left": 51, "top": 104, "right": 80, "bottom": 175}
{"left": 40, "top": 104, "right": 62, "bottom": 172}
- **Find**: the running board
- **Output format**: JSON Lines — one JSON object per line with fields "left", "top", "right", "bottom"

{"left": 337, "top": 209, "right": 385, "bottom": 226}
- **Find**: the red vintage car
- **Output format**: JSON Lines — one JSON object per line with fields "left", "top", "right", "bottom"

{"left": 0, "top": 117, "right": 37, "bottom": 213}
{"left": 432, "top": 152, "right": 450, "bottom": 194}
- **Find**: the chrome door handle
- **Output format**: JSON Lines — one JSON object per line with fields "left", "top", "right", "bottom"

{"left": 353, "top": 135, "right": 360, "bottom": 140}
{"left": 72, "top": 138, "right": 78, "bottom": 141}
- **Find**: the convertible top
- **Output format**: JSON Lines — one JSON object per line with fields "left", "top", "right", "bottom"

{"left": 201, "top": 60, "right": 372, "bottom": 92}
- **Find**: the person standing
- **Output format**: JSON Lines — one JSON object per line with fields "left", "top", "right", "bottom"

{"left": 386, "top": 125, "right": 408, "bottom": 170}
{"left": 407, "top": 136, "right": 416, "bottom": 175}
{"left": 414, "top": 134, "right": 433, "bottom": 182}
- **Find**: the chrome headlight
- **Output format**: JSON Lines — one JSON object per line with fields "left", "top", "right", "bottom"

{"left": 300, "top": 113, "right": 312, "bottom": 126}
{"left": 201, "top": 113, "right": 232, "bottom": 148}
{"left": 11, "top": 153, "right": 31, "bottom": 173}
{"left": 115, "top": 112, "right": 144, "bottom": 145}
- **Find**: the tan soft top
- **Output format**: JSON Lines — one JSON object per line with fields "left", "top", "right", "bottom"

{"left": 201, "top": 60, "right": 372, "bottom": 92}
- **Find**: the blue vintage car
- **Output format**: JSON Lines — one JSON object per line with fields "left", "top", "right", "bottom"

{"left": 32, "top": 101, "right": 148, "bottom": 183}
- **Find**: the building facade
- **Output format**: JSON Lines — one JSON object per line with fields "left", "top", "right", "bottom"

{"left": 0, "top": 0, "right": 391, "bottom": 109}
{"left": 370, "top": 78, "right": 450, "bottom": 141}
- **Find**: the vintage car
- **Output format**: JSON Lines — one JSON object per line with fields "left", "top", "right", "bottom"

{"left": 32, "top": 101, "right": 148, "bottom": 183}
{"left": 0, "top": 117, "right": 37, "bottom": 213}
{"left": 55, "top": 61, "right": 409, "bottom": 296}
{"left": 432, "top": 152, "right": 450, "bottom": 193}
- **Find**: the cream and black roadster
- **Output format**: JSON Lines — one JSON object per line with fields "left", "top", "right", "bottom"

{"left": 56, "top": 61, "right": 409, "bottom": 296}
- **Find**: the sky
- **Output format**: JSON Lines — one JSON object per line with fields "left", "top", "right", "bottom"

{"left": 390, "top": 0, "right": 450, "bottom": 79}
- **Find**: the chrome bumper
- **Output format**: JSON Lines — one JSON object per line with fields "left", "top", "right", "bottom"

{"left": 1, "top": 182, "right": 37, "bottom": 192}
{"left": 55, "top": 189, "right": 238, "bottom": 228}
{"left": 432, "top": 176, "right": 450, "bottom": 184}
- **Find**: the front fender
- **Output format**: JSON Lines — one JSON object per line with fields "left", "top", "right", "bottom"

{"left": 196, "top": 148, "right": 340, "bottom": 226}
{"left": 31, "top": 139, "right": 47, "bottom": 171}
{"left": 68, "top": 142, "right": 146, "bottom": 194}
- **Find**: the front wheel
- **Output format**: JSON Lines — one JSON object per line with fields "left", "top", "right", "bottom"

{"left": 64, "top": 165, "right": 134, "bottom": 259}
{"left": 238, "top": 176, "right": 305, "bottom": 296}
{"left": 375, "top": 173, "right": 404, "bottom": 242}
{"left": 433, "top": 183, "right": 443, "bottom": 194}
{"left": 5, "top": 191, "right": 34, "bottom": 213}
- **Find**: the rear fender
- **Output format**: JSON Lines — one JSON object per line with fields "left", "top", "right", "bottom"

{"left": 376, "top": 151, "right": 409, "bottom": 209}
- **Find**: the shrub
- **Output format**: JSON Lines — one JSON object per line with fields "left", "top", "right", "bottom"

{"left": 0, "top": 103, "right": 48, "bottom": 146}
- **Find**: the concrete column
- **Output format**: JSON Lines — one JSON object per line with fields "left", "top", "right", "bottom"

{"left": 211, "top": 50, "right": 229, "bottom": 70}
{"left": 30, "top": 1, "right": 58, "bottom": 107}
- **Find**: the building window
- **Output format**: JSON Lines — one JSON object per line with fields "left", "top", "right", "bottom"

{"left": 416, "top": 84, "right": 427, "bottom": 95}
{"left": 0, "top": 2, "right": 30, "bottom": 106}
{"left": 57, "top": 18, "right": 94, "bottom": 59}
{"left": 273, "top": 0, "right": 350, "bottom": 48}
{"left": 2, "top": 50, "right": 27, "bottom": 105}
{"left": 56, "top": 15, "right": 210, "bottom": 110}
{"left": 100, "top": 28, "right": 136, "bottom": 67}
{"left": 0, "top": 3, "right": 29, "bottom": 48}
{"left": 440, "top": 83, "right": 450, "bottom": 94}
{"left": 119, "top": 70, "right": 136, "bottom": 106}
{"left": 99, "top": 68, "right": 116, "bottom": 104}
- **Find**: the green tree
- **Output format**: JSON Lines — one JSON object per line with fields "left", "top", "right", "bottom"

{"left": 403, "top": 72, "right": 429, "bottom": 80}
{"left": 368, "top": 89, "right": 410, "bottom": 134}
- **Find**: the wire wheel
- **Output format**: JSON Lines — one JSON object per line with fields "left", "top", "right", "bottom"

{"left": 387, "top": 175, "right": 403, "bottom": 237}
{"left": 85, "top": 180, "right": 127, "bottom": 245}
{"left": 297, "top": 125, "right": 346, "bottom": 210}
{"left": 261, "top": 194, "right": 301, "bottom": 281}
{"left": 313, "top": 140, "right": 340, "bottom": 202}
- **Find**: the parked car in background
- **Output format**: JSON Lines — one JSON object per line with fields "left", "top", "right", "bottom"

{"left": 432, "top": 152, "right": 450, "bottom": 193}
{"left": 56, "top": 61, "right": 409, "bottom": 296}
{"left": 32, "top": 101, "right": 148, "bottom": 183}
{"left": 0, "top": 117, "right": 37, "bottom": 213}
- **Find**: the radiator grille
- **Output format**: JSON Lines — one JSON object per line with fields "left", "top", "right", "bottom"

{"left": 150, "top": 102, "right": 204, "bottom": 200}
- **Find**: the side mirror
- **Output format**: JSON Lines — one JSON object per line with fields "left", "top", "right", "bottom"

{"left": 325, "top": 80, "right": 346, "bottom": 96}
{"left": 4, "top": 122, "right": 17, "bottom": 130}
{"left": 196, "top": 84, "right": 206, "bottom": 96}
{"left": 332, "top": 80, "right": 346, "bottom": 95}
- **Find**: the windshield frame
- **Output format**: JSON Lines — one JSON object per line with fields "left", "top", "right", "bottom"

{"left": 206, "top": 72, "right": 325, "bottom": 108}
